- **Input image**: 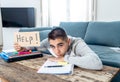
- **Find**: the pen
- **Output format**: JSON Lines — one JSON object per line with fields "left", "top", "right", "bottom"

{"left": 44, "top": 65, "right": 64, "bottom": 68}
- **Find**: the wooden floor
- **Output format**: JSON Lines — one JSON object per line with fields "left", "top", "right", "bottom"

{"left": 0, "top": 52, "right": 119, "bottom": 82}
{"left": 0, "top": 77, "right": 9, "bottom": 82}
{"left": 0, "top": 47, "right": 8, "bottom": 82}
{"left": 16, "top": 55, "right": 119, "bottom": 82}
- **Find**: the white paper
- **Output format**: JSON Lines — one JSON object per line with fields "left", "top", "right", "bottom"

{"left": 2, "top": 49, "right": 16, "bottom": 52}
{"left": 37, "top": 60, "right": 74, "bottom": 75}
{"left": 48, "top": 48, "right": 58, "bottom": 57}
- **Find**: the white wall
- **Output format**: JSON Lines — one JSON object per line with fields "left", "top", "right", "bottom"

{"left": 0, "top": 1, "right": 3, "bottom": 46}
{"left": 96, "top": 0, "right": 120, "bottom": 21}
{"left": 0, "top": 0, "right": 41, "bottom": 49}
{"left": 1, "top": 0, "right": 120, "bottom": 47}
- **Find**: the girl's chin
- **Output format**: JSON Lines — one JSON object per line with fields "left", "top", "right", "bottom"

{"left": 57, "top": 55, "right": 63, "bottom": 57}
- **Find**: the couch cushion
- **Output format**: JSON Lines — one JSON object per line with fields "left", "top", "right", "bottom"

{"left": 88, "top": 45, "right": 120, "bottom": 68}
{"left": 59, "top": 22, "right": 88, "bottom": 39}
{"left": 40, "top": 30, "right": 51, "bottom": 41}
{"left": 84, "top": 21, "right": 120, "bottom": 47}
{"left": 19, "top": 27, "right": 52, "bottom": 41}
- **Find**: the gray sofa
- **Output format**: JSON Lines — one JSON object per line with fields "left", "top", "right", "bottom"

{"left": 59, "top": 21, "right": 120, "bottom": 82}
{"left": 60, "top": 21, "right": 120, "bottom": 68}
{"left": 20, "top": 21, "right": 120, "bottom": 68}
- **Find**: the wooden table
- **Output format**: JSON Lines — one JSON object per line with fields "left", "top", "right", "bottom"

{"left": 0, "top": 54, "right": 119, "bottom": 82}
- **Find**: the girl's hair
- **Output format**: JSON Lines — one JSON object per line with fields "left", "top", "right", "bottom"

{"left": 48, "top": 27, "right": 67, "bottom": 40}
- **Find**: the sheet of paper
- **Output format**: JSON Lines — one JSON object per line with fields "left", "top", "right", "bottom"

{"left": 48, "top": 48, "right": 58, "bottom": 57}
{"left": 2, "top": 49, "right": 16, "bottom": 52}
{"left": 58, "top": 61, "right": 68, "bottom": 65}
{"left": 37, "top": 60, "right": 74, "bottom": 75}
{"left": 14, "top": 32, "right": 40, "bottom": 47}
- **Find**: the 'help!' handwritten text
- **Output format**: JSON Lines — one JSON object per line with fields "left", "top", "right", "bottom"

{"left": 14, "top": 32, "right": 40, "bottom": 47}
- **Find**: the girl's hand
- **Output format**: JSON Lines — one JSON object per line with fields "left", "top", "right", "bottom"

{"left": 48, "top": 57, "right": 64, "bottom": 62}
{"left": 14, "top": 43, "right": 26, "bottom": 52}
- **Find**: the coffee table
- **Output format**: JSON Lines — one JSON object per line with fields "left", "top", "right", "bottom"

{"left": 0, "top": 54, "right": 119, "bottom": 82}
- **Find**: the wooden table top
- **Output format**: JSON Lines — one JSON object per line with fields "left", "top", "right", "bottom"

{"left": 0, "top": 54, "right": 119, "bottom": 82}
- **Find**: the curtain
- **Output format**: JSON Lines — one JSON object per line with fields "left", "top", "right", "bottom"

{"left": 40, "top": 0, "right": 94, "bottom": 26}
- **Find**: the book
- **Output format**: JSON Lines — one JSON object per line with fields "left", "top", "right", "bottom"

{"left": 0, "top": 49, "right": 43, "bottom": 62}
{"left": 37, "top": 60, "right": 74, "bottom": 75}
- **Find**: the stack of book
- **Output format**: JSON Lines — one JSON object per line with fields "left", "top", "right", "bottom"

{"left": 0, "top": 49, "right": 43, "bottom": 62}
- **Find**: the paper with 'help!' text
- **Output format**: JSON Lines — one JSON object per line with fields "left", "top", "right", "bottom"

{"left": 14, "top": 32, "right": 40, "bottom": 47}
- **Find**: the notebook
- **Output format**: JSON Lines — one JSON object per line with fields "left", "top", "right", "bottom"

{"left": 0, "top": 49, "right": 43, "bottom": 62}
{"left": 37, "top": 60, "right": 74, "bottom": 75}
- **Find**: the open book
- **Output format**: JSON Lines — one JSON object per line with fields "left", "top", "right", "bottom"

{"left": 37, "top": 60, "right": 74, "bottom": 75}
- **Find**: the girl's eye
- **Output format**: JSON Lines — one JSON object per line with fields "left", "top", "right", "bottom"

{"left": 50, "top": 45, "right": 55, "bottom": 49}
{"left": 59, "top": 44, "right": 63, "bottom": 47}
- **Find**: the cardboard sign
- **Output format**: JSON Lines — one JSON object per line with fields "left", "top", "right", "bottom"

{"left": 14, "top": 32, "right": 40, "bottom": 47}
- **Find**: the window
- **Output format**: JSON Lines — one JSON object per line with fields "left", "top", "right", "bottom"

{"left": 41, "top": 0, "right": 93, "bottom": 26}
